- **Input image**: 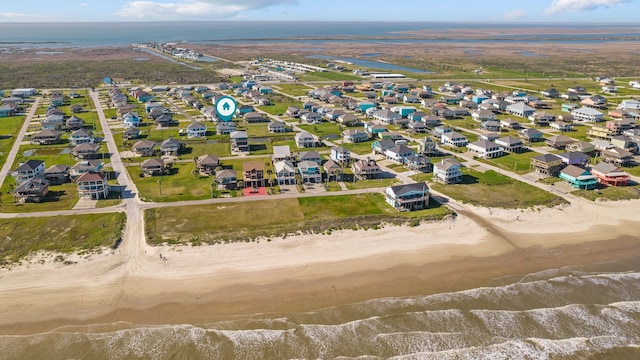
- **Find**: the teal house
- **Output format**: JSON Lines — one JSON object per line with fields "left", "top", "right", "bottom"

{"left": 357, "top": 102, "right": 376, "bottom": 113}
{"left": 559, "top": 165, "right": 598, "bottom": 190}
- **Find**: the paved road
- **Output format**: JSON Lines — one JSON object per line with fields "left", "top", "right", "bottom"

{"left": 0, "top": 97, "right": 40, "bottom": 188}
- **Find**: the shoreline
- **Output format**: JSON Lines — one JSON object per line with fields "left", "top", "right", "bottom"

{"left": 1, "top": 200, "right": 640, "bottom": 335}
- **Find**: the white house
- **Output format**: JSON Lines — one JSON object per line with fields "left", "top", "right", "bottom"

{"left": 295, "top": 131, "right": 317, "bottom": 148}
{"left": 441, "top": 131, "right": 468, "bottom": 147}
{"left": 506, "top": 103, "right": 536, "bottom": 118}
{"left": 274, "top": 160, "right": 296, "bottom": 185}
{"left": 467, "top": 140, "right": 503, "bottom": 159}
{"left": 571, "top": 107, "right": 604, "bottom": 122}
{"left": 186, "top": 122, "right": 207, "bottom": 138}
{"left": 330, "top": 146, "right": 351, "bottom": 164}
{"left": 433, "top": 158, "right": 462, "bottom": 184}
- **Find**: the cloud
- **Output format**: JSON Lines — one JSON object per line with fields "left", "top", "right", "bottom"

{"left": 545, "top": 0, "right": 629, "bottom": 14}
{"left": 502, "top": 9, "right": 526, "bottom": 21}
{"left": 0, "top": 12, "right": 52, "bottom": 20}
{"left": 115, "top": 0, "right": 298, "bottom": 20}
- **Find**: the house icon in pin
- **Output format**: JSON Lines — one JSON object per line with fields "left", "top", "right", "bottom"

{"left": 222, "top": 102, "right": 230, "bottom": 111}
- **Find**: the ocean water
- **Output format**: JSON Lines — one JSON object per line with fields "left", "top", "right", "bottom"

{"left": 0, "top": 21, "right": 638, "bottom": 48}
{"left": 2, "top": 264, "right": 639, "bottom": 359}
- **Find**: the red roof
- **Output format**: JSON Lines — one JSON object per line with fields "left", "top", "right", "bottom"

{"left": 76, "top": 172, "right": 105, "bottom": 182}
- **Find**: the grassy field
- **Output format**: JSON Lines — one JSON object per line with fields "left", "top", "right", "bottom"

{"left": 299, "top": 123, "right": 342, "bottom": 138}
{"left": 274, "top": 84, "right": 313, "bottom": 97}
{"left": 258, "top": 102, "right": 303, "bottom": 116}
{"left": 0, "top": 213, "right": 125, "bottom": 265}
{"left": 344, "top": 177, "right": 399, "bottom": 190}
{"left": 0, "top": 115, "right": 26, "bottom": 167}
{"left": 0, "top": 182, "right": 81, "bottom": 213}
{"left": 144, "top": 193, "right": 452, "bottom": 245}
{"left": 431, "top": 168, "right": 566, "bottom": 209}
{"left": 572, "top": 184, "right": 640, "bottom": 202}
{"left": 127, "top": 162, "right": 218, "bottom": 202}
{"left": 476, "top": 150, "right": 539, "bottom": 175}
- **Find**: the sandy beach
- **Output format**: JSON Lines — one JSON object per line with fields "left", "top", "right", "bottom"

{"left": 1, "top": 198, "right": 639, "bottom": 335}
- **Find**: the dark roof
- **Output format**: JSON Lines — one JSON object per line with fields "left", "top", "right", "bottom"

{"left": 533, "top": 153, "right": 562, "bottom": 163}
{"left": 15, "top": 159, "right": 44, "bottom": 172}
{"left": 76, "top": 171, "right": 106, "bottom": 182}
{"left": 388, "top": 182, "right": 429, "bottom": 196}
{"left": 558, "top": 151, "right": 588, "bottom": 161}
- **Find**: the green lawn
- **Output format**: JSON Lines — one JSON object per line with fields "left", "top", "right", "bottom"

{"left": 0, "top": 213, "right": 125, "bottom": 264}
{"left": 476, "top": 150, "right": 539, "bottom": 175}
{"left": 0, "top": 115, "right": 26, "bottom": 167}
{"left": 274, "top": 84, "right": 313, "bottom": 97}
{"left": 144, "top": 193, "right": 452, "bottom": 245}
{"left": 299, "top": 123, "right": 342, "bottom": 138}
{"left": 127, "top": 162, "right": 219, "bottom": 202}
{"left": 0, "top": 182, "right": 80, "bottom": 213}
{"left": 572, "top": 184, "right": 640, "bottom": 202}
{"left": 258, "top": 102, "right": 303, "bottom": 116}
{"left": 341, "top": 139, "right": 376, "bottom": 155}
{"left": 345, "top": 177, "right": 399, "bottom": 190}
{"left": 431, "top": 168, "right": 566, "bottom": 209}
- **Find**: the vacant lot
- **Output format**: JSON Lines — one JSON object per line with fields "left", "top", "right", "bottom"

{"left": 0, "top": 213, "right": 125, "bottom": 264}
{"left": 431, "top": 168, "right": 566, "bottom": 208}
{"left": 145, "top": 193, "right": 452, "bottom": 245}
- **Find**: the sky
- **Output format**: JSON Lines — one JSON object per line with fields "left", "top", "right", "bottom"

{"left": 0, "top": 0, "right": 637, "bottom": 22}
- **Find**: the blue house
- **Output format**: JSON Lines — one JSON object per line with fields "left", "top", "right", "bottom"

{"left": 103, "top": 77, "right": 113, "bottom": 85}
{"left": 472, "top": 95, "right": 489, "bottom": 104}
{"left": 122, "top": 112, "right": 141, "bottom": 127}
{"left": 298, "top": 160, "right": 322, "bottom": 183}
{"left": 236, "top": 104, "right": 254, "bottom": 115}
{"left": 0, "top": 104, "right": 14, "bottom": 117}
{"left": 357, "top": 102, "right": 376, "bottom": 113}
{"left": 259, "top": 86, "right": 273, "bottom": 95}
{"left": 559, "top": 165, "right": 598, "bottom": 190}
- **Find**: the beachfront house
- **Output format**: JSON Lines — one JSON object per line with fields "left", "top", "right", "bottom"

{"left": 76, "top": 171, "right": 110, "bottom": 200}
{"left": 590, "top": 162, "right": 630, "bottom": 186}
{"left": 385, "top": 182, "right": 430, "bottom": 212}
{"left": 531, "top": 154, "right": 564, "bottom": 177}
{"left": 12, "top": 177, "right": 49, "bottom": 203}
{"left": 559, "top": 165, "right": 598, "bottom": 190}
{"left": 242, "top": 161, "right": 266, "bottom": 188}
{"left": 433, "top": 158, "right": 463, "bottom": 184}
{"left": 274, "top": 160, "right": 296, "bottom": 185}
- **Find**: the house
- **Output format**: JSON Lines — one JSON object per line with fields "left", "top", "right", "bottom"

{"left": 519, "top": 128, "right": 544, "bottom": 143}
{"left": 557, "top": 151, "right": 589, "bottom": 167}
{"left": 342, "top": 129, "right": 369, "bottom": 143}
{"left": 160, "top": 138, "right": 182, "bottom": 156}
{"left": 122, "top": 112, "right": 141, "bottom": 128}
{"left": 495, "top": 136, "right": 525, "bottom": 153}
{"left": 123, "top": 127, "right": 141, "bottom": 140}
{"left": 581, "top": 95, "right": 607, "bottom": 109}
{"left": 132, "top": 140, "right": 156, "bottom": 156}
{"left": 541, "top": 88, "right": 560, "bottom": 98}
{"left": 385, "top": 183, "right": 430, "bottom": 212}
{"left": 187, "top": 122, "right": 207, "bottom": 138}
{"left": 237, "top": 105, "right": 255, "bottom": 116}
{"left": 364, "top": 123, "right": 388, "bottom": 137}
{"left": 30, "top": 129, "right": 63, "bottom": 145}
{"left": 12, "top": 177, "right": 49, "bottom": 203}
{"left": 44, "top": 164, "right": 69, "bottom": 185}
{"left": 196, "top": 154, "right": 220, "bottom": 176}
{"left": 331, "top": 146, "right": 351, "bottom": 165}
{"left": 337, "top": 113, "right": 360, "bottom": 126}
{"left": 531, "top": 154, "right": 564, "bottom": 177}
{"left": 559, "top": 165, "right": 598, "bottom": 190}
{"left": 481, "top": 120, "right": 501, "bottom": 132}
{"left": 268, "top": 120, "right": 287, "bottom": 133}
{"left": 472, "top": 110, "right": 497, "bottom": 122}
{"left": 12, "top": 160, "right": 46, "bottom": 184}
{"left": 325, "top": 109, "right": 346, "bottom": 122}
{"left": 567, "top": 141, "right": 596, "bottom": 154}
{"left": 408, "top": 121, "right": 428, "bottom": 133}
{"left": 244, "top": 112, "right": 268, "bottom": 123}
{"left": 286, "top": 106, "right": 300, "bottom": 118}
{"left": 70, "top": 160, "right": 103, "bottom": 178}
{"left": 215, "top": 169, "right": 237, "bottom": 189}
{"left": 41, "top": 114, "right": 64, "bottom": 130}
{"left": 561, "top": 103, "right": 579, "bottom": 112}
{"left": 385, "top": 144, "right": 415, "bottom": 163}
{"left": 72, "top": 143, "right": 100, "bottom": 160}
{"left": 372, "top": 109, "right": 402, "bottom": 124}
{"left": 601, "top": 147, "right": 634, "bottom": 166}
{"left": 298, "top": 151, "right": 322, "bottom": 165}
{"left": 529, "top": 112, "right": 556, "bottom": 126}
{"left": 372, "top": 138, "right": 396, "bottom": 155}
{"left": 545, "top": 135, "right": 575, "bottom": 149}
{"left": 0, "top": 104, "right": 16, "bottom": 117}
{"left": 617, "top": 99, "right": 640, "bottom": 110}
{"left": 272, "top": 145, "right": 292, "bottom": 162}
{"left": 506, "top": 103, "right": 536, "bottom": 118}
{"left": 274, "top": 160, "right": 296, "bottom": 185}
{"left": 141, "top": 158, "right": 165, "bottom": 176}
{"left": 295, "top": 131, "right": 317, "bottom": 148}
{"left": 571, "top": 107, "right": 604, "bottom": 122}
{"left": 352, "top": 158, "right": 382, "bottom": 180}
{"left": 404, "top": 154, "right": 432, "bottom": 172}
{"left": 591, "top": 162, "right": 630, "bottom": 186}
{"left": 242, "top": 161, "right": 266, "bottom": 188}
{"left": 391, "top": 106, "right": 416, "bottom": 117}
{"left": 433, "top": 158, "right": 463, "bottom": 184}
{"left": 301, "top": 112, "right": 323, "bottom": 124}
{"left": 323, "top": 159, "right": 343, "bottom": 181}
{"left": 441, "top": 131, "right": 468, "bottom": 147}
{"left": 69, "top": 129, "right": 94, "bottom": 146}
{"left": 420, "top": 137, "right": 439, "bottom": 156}
{"left": 65, "top": 116, "right": 84, "bottom": 131}
{"left": 216, "top": 122, "right": 236, "bottom": 135}
{"left": 154, "top": 113, "right": 175, "bottom": 127}
{"left": 550, "top": 121, "right": 574, "bottom": 132}
{"left": 298, "top": 160, "right": 322, "bottom": 183}
{"left": 230, "top": 131, "right": 249, "bottom": 152}
{"left": 76, "top": 172, "right": 110, "bottom": 199}
{"left": 467, "top": 140, "right": 503, "bottom": 159}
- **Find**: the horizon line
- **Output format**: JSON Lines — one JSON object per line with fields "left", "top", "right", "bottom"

{"left": 0, "top": 20, "right": 639, "bottom": 25}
